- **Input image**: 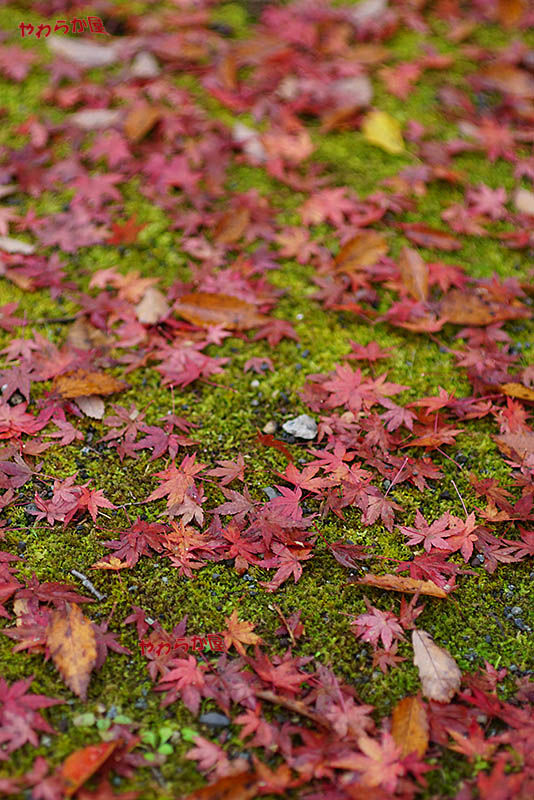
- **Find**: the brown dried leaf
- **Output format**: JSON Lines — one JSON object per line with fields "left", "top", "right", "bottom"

{"left": 174, "top": 292, "right": 267, "bottom": 330}
{"left": 498, "top": 0, "right": 526, "bottom": 27}
{"left": 478, "top": 63, "right": 534, "bottom": 98}
{"left": 213, "top": 208, "right": 250, "bottom": 246}
{"left": 440, "top": 289, "right": 530, "bottom": 326}
{"left": 47, "top": 603, "right": 97, "bottom": 700}
{"left": 400, "top": 223, "right": 462, "bottom": 251}
{"left": 398, "top": 246, "right": 429, "bottom": 302}
{"left": 123, "top": 103, "right": 161, "bottom": 143}
{"left": 135, "top": 287, "right": 170, "bottom": 325}
{"left": 74, "top": 396, "right": 105, "bottom": 419}
{"left": 514, "top": 187, "right": 534, "bottom": 215}
{"left": 182, "top": 772, "right": 258, "bottom": 800}
{"left": 53, "top": 369, "right": 128, "bottom": 399}
{"left": 351, "top": 573, "right": 448, "bottom": 598}
{"left": 66, "top": 318, "right": 111, "bottom": 351}
{"left": 391, "top": 696, "right": 429, "bottom": 758}
{"left": 412, "top": 629, "right": 461, "bottom": 703}
{"left": 494, "top": 430, "right": 534, "bottom": 460}
{"left": 334, "top": 231, "right": 388, "bottom": 273}
{"left": 499, "top": 382, "right": 534, "bottom": 403}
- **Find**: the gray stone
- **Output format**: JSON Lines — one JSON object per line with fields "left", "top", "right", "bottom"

{"left": 199, "top": 712, "right": 230, "bottom": 728}
{"left": 282, "top": 414, "right": 317, "bottom": 440}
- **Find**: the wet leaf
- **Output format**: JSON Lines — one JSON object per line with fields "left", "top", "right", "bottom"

{"left": 46, "top": 603, "right": 97, "bottom": 700}
{"left": 52, "top": 370, "right": 128, "bottom": 399}
{"left": 350, "top": 573, "right": 448, "bottom": 598}
{"left": 398, "top": 246, "right": 428, "bottom": 302}
{"left": 334, "top": 231, "right": 388, "bottom": 273}
{"left": 412, "top": 629, "right": 461, "bottom": 703}
{"left": 60, "top": 741, "right": 118, "bottom": 797}
{"left": 391, "top": 695, "right": 428, "bottom": 758}
{"left": 174, "top": 292, "right": 268, "bottom": 330}
{"left": 362, "top": 110, "right": 405, "bottom": 154}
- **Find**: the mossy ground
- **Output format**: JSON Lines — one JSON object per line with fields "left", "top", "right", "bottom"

{"left": 1, "top": 1, "right": 534, "bottom": 798}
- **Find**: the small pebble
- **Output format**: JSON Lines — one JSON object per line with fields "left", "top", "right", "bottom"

{"left": 199, "top": 712, "right": 230, "bottom": 728}
{"left": 251, "top": 379, "right": 260, "bottom": 388}
{"left": 282, "top": 414, "right": 317, "bottom": 440}
{"left": 263, "top": 420, "right": 277, "bottom": 434}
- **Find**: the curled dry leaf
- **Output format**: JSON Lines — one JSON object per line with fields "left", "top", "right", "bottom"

{"left": 52, "top": 369, "right": 129, "bottom": 399}
{"left": 391, "top": 695, "right": 429, "bottom": 758}
{"left": 135, "top": 287, "right": 170, "bottom": 325}
{"left": 46, "top": 603, "right": 97, "bottom": 700}
{"left": 60, "top": 741, "right": 118, "bottom": 797}
{"left": 350, "top": 573, "right": 448, "bottom": 598}
{"left": 398, "top": 246, "right": 429, "bottom": 302}
{"left": 334, "top": 231, "right": 388, "bottom": 273}
{"left": 174, "top": 292, "right": 268, "bottom": 330}
{"left": 361, "top": 109, "right": 404, "bottom": 155}
{"left": 213, "top": 207, "right": 251, "bottom": 246}
{"left": 412, "top": 629, "right": 461, "bottom": 703}
{"left": 499, "top": 382, "right": 534, "bottom": 403}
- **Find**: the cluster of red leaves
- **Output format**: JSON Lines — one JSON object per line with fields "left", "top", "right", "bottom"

{"left": 0, "top": 0, "right": 534, "bottom": 796}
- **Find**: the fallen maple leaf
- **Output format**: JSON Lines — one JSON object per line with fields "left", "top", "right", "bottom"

{"left": 222, "top": 610, "right": 262, "bottom": 656}
{"left": 391, "top": 695, "right": 429, "bottom": 758}
{"left": 46, "top": 603, "right": 97, "bottom": 700}
{"left": 412, "top": 629, "right": 461, "bottom": 703}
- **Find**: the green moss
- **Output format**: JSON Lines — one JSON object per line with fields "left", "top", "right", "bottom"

{"left": 1, "top": 3, "right": 534, "bottom": 798}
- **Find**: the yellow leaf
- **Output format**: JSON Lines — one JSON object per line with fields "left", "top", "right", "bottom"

{"left": 391, "top": 696, "right": 429, "bottom": 758}
{"left": 362, "top": 110, "right": 404, "bottom": 155}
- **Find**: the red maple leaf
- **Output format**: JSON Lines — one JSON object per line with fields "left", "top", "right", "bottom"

{"left": 350, "top": 601, "right": 404, "bottom": 650}
{"left": 0, "top": 676, "right": 61, "bottom": 758}
{"left": 101, "top": 518, "right": 167, "bottom": 568}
